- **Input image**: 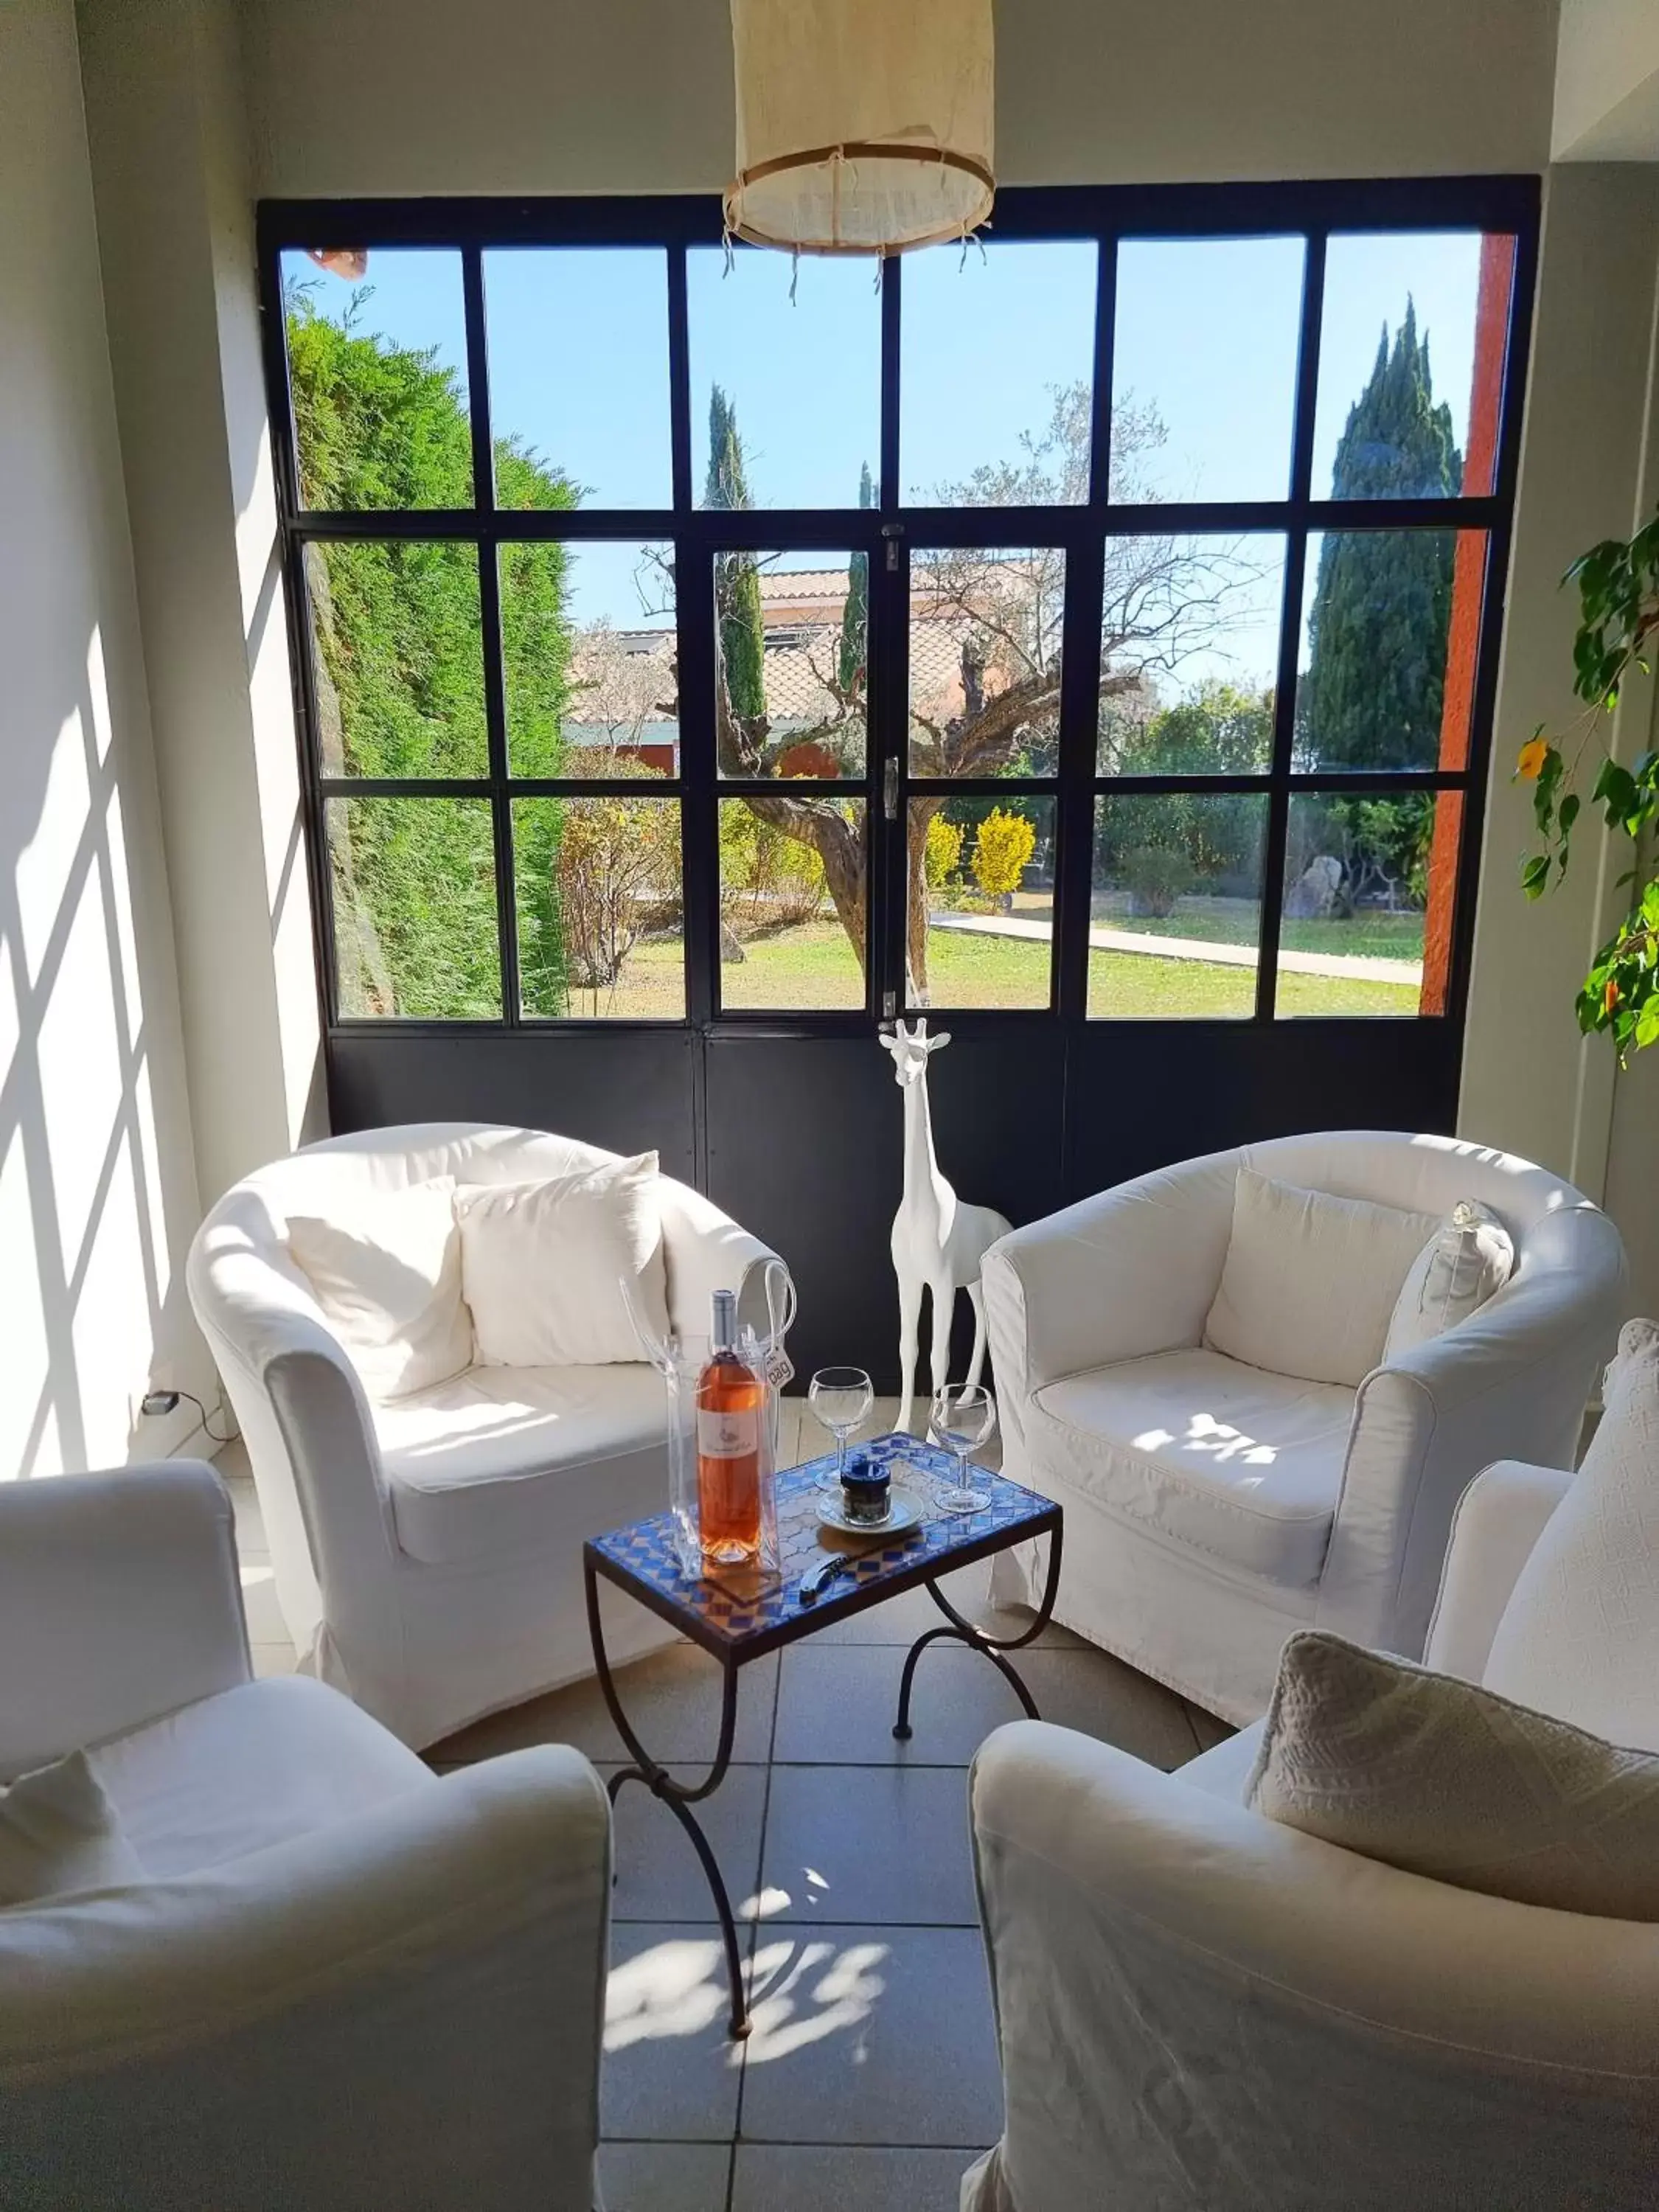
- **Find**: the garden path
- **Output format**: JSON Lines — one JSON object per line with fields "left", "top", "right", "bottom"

{"left": 928, "top": 911, "right": 1424, "bottom": 985}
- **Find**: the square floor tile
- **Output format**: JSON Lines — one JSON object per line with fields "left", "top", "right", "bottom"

{"left": 739, "top": 1924, "right": 1001, "bottom": 2146}
{"left": 237, "top": 1561, "right": 285, "bottom": 1643}
{"left": 759, "top": 1764, "right": 977, "bottom": 1925}
{"left": 732, "top": 2144, "right": 986, "bottom": 2211}
{"left": 600, "top": 2140, "right": 731, "bottom": 2211}
{"left": 429, "top": 1644, "right": 779, "bottom": 1768}
{"left": 773, "top": 1643, "right": 1026, "bottom": 1767}
{"left": 603, "top": 1922, "right": 745, "bottom": 2141}
{"left": 773, "top": 1639, "right": 1197, "bottom": 1770}
{"left": 602, "top": 1761, "right": 770, "bottom": 1922}
{"left": 807, "top": 1555, "right": 1083, "bottom": 1650}
{"left": 1184, "top": 1701, "right": 1237, "bottom": 1753}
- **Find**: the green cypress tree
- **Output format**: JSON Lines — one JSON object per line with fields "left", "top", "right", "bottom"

{"left": 286, "top": 285, "right": 577, "bottom": 1015}
{"left": 839, "top": 459, "right": 873, "bottom": 695}
{"left": 1301, "top": 301, "right": 1462, "bottom": 772}
{"left": 706, "top": 385, "right": 766, "bottom": 721}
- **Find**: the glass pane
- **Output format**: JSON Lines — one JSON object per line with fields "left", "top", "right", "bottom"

{"left": 501, "top": 541, "right": 677, "bottom": 777}
{"left": 513, "top": 796, "right": 683, "bottom": 1020}
{"left": 909, "top": 549, "right": 1064, "bottom": 778}
{"left": 689, "top": 248, "right": 879, "bottom": 508}
{"left": 1097, "top": 535, "right": 1285, "bottom": 772}
{"left": 281, "top": 248, "right": 472, "bottom": 510}
{"left": 1274, "top": 790, "right": 1459, "bottom": 1018}
{"left": 717, "top": 797, "right": 866, "bottom": 1010}
{"left": 1111, "top": 237, "right": 1304, "bottom": 503}
{"left": 484, "top": 248, "right": 671, "bottom": 509}
{"left": 908, "top": 796, "right": 1055, "bottom": 1010}
{"left": 901, "top": 242, "right": 1097, "bottom": 505}
{"left": 327, "top": 796, "right": 499, "bottom": 1018}
{"left": 1313, "top": 233, "right": 1512, "bottom": 499}
{"left": 716, "top": 552, "right": 866, "bottom": 781}
{"left": 306, "top": 541, "right": 486, "bottom": 779}
{"left": 1295, "top": 529, "right": 1484, "bottom": 772}
{"left": 1088, "top": 794, "right": 1266, "bottom": 1020}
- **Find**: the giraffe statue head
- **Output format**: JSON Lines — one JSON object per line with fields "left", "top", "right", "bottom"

{"left": 878, "top": 1017, "right": 952, "bottom": 1089}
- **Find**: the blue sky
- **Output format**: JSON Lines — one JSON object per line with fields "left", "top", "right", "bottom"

{"left": 282, "top": 227, "right": 1486, "bottom": 693}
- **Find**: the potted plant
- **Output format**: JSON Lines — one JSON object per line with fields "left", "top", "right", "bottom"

{"left": 1517, "top": 512, "right": 1659, "bottom": 1061}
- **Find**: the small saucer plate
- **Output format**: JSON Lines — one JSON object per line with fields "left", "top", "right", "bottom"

{"left": 816, "top": 1485, "right": 925, "bottom": 1540}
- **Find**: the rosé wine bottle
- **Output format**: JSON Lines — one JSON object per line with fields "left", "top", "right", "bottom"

{"left": 696, "top": 1289, "right": 763, "bottom": 1568}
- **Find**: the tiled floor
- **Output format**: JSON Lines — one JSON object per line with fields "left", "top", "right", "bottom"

{"left": 218, "top": 1402, "right": 1224, "bottom": 2212}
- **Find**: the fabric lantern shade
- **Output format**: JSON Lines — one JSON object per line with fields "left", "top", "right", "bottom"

{"left": 724, "top": 0, "right": 994, "bottom": 257}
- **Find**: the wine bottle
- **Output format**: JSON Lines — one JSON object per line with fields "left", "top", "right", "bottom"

{"left": 696, "top": 1289, "right": 764, "bottom": 1569}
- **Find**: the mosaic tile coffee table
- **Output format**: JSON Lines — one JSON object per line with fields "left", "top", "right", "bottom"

{"left": 582, "top": 1433, "right": 1063, "bottom": 2038}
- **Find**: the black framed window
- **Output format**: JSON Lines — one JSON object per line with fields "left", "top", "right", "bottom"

{"left": 260, "top": 184, "right": 1535, "bottom": 1037}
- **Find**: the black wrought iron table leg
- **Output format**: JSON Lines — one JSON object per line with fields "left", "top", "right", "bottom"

{"left": 584, "top": 1559, "right": 751, "bottom": 2040}
{"left": 893, "top": 1521, "right": 1065, "bottom": 1740}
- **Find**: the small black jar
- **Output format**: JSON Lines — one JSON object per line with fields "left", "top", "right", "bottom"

{"left": 840, "top": 1453, "right": 892, "bottom": 1528}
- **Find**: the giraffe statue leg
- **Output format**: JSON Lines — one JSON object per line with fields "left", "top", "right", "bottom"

{"left": 928, "top": 1278, "right": 955, "bottom": 1410}
{"left": 965, "top": 1279, "right": 989, "bottom": 1391}
{"left": 895, "top": 1269, "right": 922, "bottom": 1437}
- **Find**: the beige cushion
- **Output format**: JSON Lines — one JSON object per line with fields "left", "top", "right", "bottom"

{"left": 375, "top": 1361, "right": 667, "bottom": 1565}
{"left": 1248, "top": 1630, "right": 1659, "bottom": 1920}
{"left": 1205, "top": 1168, "right": 1441, "bottom": 1388}
{"left": 1482, "top": 1320, "right": 1659, "bottom": 1753}
{"left": 1031, "top": 1349, "right": 1351, "bottom": 1586}
{"left": 1384, "top": 1198, "right": 1515, "bottom": 1360}
{"left": 286, "top": 1175, "right": 473, "bottom": 1402}
{"left": 88, "top": 1677, "right": 431, "bottom": 1877}
{"left": 0, "top": 1750, "right": 143, "bottom": 1905}
{"left": 454, "top": 1151, "right": 669, "bottom": 1368}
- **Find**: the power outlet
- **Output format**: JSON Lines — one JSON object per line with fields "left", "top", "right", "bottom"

{"left": 140, "top": 1389, "right": 182, "bottom": 1419}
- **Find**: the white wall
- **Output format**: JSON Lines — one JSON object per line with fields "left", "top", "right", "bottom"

{"left": 76, "top": 0, "right": 324, "bottom": 1209}
{"left": 1460, "top": 164, "right": 1659, "bottom": 1312}
{"left": 0, "top": 0, "right": 217, "bottom": 1475}
{"left": 243, "top": 0, "right": 1559, "bottom": 196}
{"left": 1554, "top": 0, "right": 1659, "bottom": 160}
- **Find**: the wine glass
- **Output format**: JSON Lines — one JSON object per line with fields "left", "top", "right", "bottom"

{"left": 808, "top": 1367, "right": 874, "bottom": 1493}
{"left": 929, "top": 1385, "right": 996, "bottom": 1514}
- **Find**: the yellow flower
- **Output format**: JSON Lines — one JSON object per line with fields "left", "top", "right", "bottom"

{"left": 1517, "top": 737, "right": 1550, "bottom": 781}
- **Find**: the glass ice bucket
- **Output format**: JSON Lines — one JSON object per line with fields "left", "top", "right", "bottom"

{"left": 629, "top": 1259, "right": 796, "bottom": 1581}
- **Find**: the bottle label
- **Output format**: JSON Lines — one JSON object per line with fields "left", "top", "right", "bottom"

{"left": 698, "top": 1406, "right": 759, "bottom": 1459}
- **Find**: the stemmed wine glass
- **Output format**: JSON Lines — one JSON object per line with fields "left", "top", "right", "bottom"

{"left": 808, "top": 1367, "right": 874, "bottom": 1494}
{"left": 929, "top": 1385, "right": 996, "bottom": 1514}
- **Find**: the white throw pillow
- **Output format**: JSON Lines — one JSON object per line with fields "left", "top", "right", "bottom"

{"left": 455, "top": 1152, "right": 669, "bottom": 1368}
{"left": 1383, "top": 1197, "right": 1515, "bottom": 1360}
{"left": 1481, "top": 1320, "right": 1659, "bottom": 1753}
{"left": 287, "top": 1176, "right": 474, "bottom": 1402}
{"left": 1248, "top": 1630, "right": 1659, "bottom": 1920}
{"left": 0, "top": 1750, "right": 144, "bottom": 1905}
{"left": 1203, "top": 1167, "right": 1441, "bottom": 1388}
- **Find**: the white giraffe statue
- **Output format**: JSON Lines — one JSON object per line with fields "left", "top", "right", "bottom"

{"left": 880, "top": 1019, "right": 1012, "bottom": 1436}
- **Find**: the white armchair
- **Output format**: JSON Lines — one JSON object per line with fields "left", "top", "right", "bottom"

{"left": 0, "top": 1461, "right": 611, "bottom": 2212}
{"left": 984, "top": 1130, "right": 1624, "bottom": 1721}
{"left": 188, "top": 1122, "right": 788, "bottom": 1748}
{"left": 965, "top": 1453, "right": 1659, "bottom": 2212}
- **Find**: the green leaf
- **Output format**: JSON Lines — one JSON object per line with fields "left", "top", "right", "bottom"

{"left": 1520, "top": 852, "right": 1551, "bottom": 898}
{"left": 1558, "top": 792, "right": 1580, "bottom": 835}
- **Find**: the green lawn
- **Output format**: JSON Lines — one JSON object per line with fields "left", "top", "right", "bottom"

{"left": 1088, "top": 894, "right": 1425, "bottom": 963}
{"left": 604, "top": 918, "right": 1419, "bottom": 1019}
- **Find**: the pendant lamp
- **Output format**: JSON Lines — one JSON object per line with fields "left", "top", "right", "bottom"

{"left": 724, "top": 0, "right": 995, "bottom": 257}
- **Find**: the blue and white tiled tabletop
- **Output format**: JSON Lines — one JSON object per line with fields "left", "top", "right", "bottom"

{"left": 586, "top": 1432, "right": 1060, "bottom": 1658}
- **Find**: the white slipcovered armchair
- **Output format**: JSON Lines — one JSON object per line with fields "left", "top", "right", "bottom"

{"left": 964, "top": 1453, "right": 1659, "bottom": 2211}
{"left": 189, "top": 1122, "right": 787, "bottom": 1747}
{"left": 984, "top": 1130, "right": 1624, "bottom": 1721}
{"left": 0, "top": 1461, "right": 611, "bottom": 2211}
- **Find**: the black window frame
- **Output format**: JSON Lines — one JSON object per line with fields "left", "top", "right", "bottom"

{"left": 257, "top": 177, "right": 1539, "bottom": 1043}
